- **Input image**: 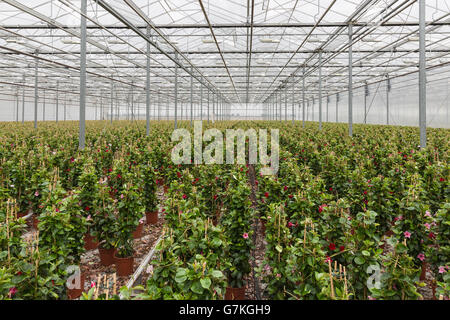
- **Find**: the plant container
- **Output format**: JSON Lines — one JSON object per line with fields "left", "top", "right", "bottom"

{"left": 114, "top": 252, "right": 134, "bottom": 277}
{"left": 225, "top": 286, "right": 246, "bottom": 300}
{"left": 133, "top": 222, "right": 144, "bottom": 239}
{"left": 98, "top": 247, "right": 116, "bottom": 266}
{"left": 84, "top": 233, "right": 99, "bottom": 251}
{"left": 146, "top": 211, "right": 158, "bottom": 225}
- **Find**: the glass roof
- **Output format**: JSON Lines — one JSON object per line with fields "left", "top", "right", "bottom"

{"left": 0, "top": 0, "right": 449, "bottom": 106}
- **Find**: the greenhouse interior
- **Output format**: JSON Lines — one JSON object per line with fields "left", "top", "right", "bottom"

{"left": 0, "top": 0, "right": 449, "bottom": 304}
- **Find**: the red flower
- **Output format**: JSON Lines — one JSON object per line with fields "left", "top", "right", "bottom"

{"left": 288, "top": 222, "right": 294, "bottom": 228}
{"left": 117, "top": 174, "right": 122, "bottom": 179}
{"left": 329, "top": 187, "right": 333, "bottom": 192}
{"left": 288, "top": 194, "right": 293, "bottom": 199}
{"left": 428, "top": 232, "right": 436, "bottom": 239}
{"left": 84, "top": 206, "right": 90, "bottom": 211}
{"left": 319, "top": 204, "right": 327, "bottom": 213}
{"left": 177, "top": 172, "right": 182, "bottom": 178}
{"left": 283, "top": 186, "right": 288, "bottom": 191}
{"left": 213, "top": 195, "right": 218, "bottom": 200}
{"left": 363, "top": 190, "right": 367, "bottom": 195}
{"left": 16, "top": 271, "right": 22, "bottom": 276}
{"left": 329, "top": 243, "right": 336, "bottom": 251}
{"left": 440, "top": 177, "right": 445, "bottom": 182}
{"left": 264, "top": 192, "right": 269, "bottom": 198}
{"left": 182, "top": 194, "right": 187, "bottom": 200}
{"left": 339, "top": 246, "right": 345, "bottom": 252}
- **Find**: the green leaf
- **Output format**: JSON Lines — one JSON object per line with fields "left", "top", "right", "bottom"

{"left": 354, "top": 256, "right": 365, "bottom": 265}
{"left": 211, "top": 270, "right": 224, "bottom": 279}
{"left": 275, "top": 245, "right": 283, "bottom": 253}
{"left": 200, "top": 278, "right": 211, "bottom": 289}
{"left": 191, "top": 281, "right": 204, "bottom": 294}
{"left": 362, "top": 250, "right": 370, "bottom": 256}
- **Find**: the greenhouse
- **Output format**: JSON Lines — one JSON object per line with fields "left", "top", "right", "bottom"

{"left": 0, "top": 0, "right": 449, "bottom": 304}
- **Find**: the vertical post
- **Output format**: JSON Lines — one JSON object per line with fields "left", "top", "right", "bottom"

{"left": 348, "top": 23, "right": 353, "bottom": 137}
{"left": 279, "top": 90, "right": 282, "bottom": 122}
{"left": 15, "top": 89, "right": 19, "bottom": 122}
{"left": 157, "top": 92, "right": 160, "bottom": 121}
{"left": 110, "top": 78, "right": 113, "bottom": 124}
{"left": 43, "top": 90, "right": 45, "bottom": 121}
{"left": 419, "top": 0, "right": 426, "bottom": 148}
{"left": 131, "top": 82, "right": 134, "bottom": 121}
{"left": 336, "top": 92, "right": 339, "bottom": 122}
{"left": 302, "top": 66, "right": 305, "bottom": 128}
{"left": 64, "top": 99, "right": 66, "bottom": 121}
{"left": 34, "top": 52, "right": 38, "bottom": 129}
{"left": 190, "top": 67, "right": 193, "bottom": 127}
{"left": 364, "top": 82, "right": 368, "bottom": 124}
{"left": 326, "top": 96, "right": 329, "bottom": 123}
{"left": 319, "top": 50, "right": 323, "bottom": 130}
{"left": 292, "top": 78, "right": 295, "bottom": 123}
{"left": 146, "top": 26, "right": 151, "bottom": 135}
{"left": 386, "top": 76, "right": 390, "bottom": 125}
{"left": 284, "top": 85, "right": 287, "bottom": 122}
{"left": 145, "top": 26, "right": 151, "bottom": 133}
{"left": 79, "top": 0, "right": 87, "bottom": 149}
{"left": 174, "top": 52, "right": 178, "bottom": 129}
{"left": 200, "top": 85, "right": 203, "bottom": 122}
{"left": 21, "top": 75, "right": 25, "bottom": 124}
{"left": 56, "top": 81, "right": 59, "bottom": 122}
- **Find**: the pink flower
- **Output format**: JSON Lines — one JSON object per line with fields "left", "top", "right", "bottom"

{"left": 34, "top": 191, "right": 39, "bottom": 197}
{"left": 8, "top": 287, "right": 17, "bottom": 298}
{"left": 287, "top": 222, "right": 294, "bottom": 228}
{"left": 86, "top": 215, "right": 92, "bottom": 221}
{"left": 439, "top": 266, "right": 446, "bottom": 274}
{"left": 404, "top": 231, "right": 411, "bottom": 238}
{"left": 90, "top": 281, "right": 96, "bottom": 288}
{"left": 417, "top": 253, "right": 425, "bottom": 261}
{"left": 283, "top": 186, "right": 288, "bottom": 191}
{"left": 368, "top": 296, "right": 376, "bottom": 300}
{"left": 424, "top": 223, "right": 431, "bottom": 230}
{"left": 120, "top": 194, "right": 124, "bottom": 199}
{"left": 243, "top": 233, "right": 249, "bottom": 239}
{"left": 325, "top": 256, "right": 332, "bottom": 263}
{"left": 276, "top": 273, "right": 281, "bottom": 278}
{"left": 424, "top": 211, "right": 432, "bottom": 218}
{"left": 264, "top": 264, "right": 271, "bottom": 272}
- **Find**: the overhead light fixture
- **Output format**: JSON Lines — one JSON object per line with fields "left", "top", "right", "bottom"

{"left": 307, "top": 37, "right": 323, "bottom": 43}
{"left": 407, "top": 36, "right": 419, "bottom": 41}
{"left": 108, "top": 39, "right": 125, "bottom": 44}
{"left": 6, "top": 38, "right": 26, "bottom": 44}
{"left": 256, "top": 59, "right": 270, "bottom": 65}
{"left": 361, "top": 37, "right": 382, "bottom": 43}
{"left": 259, "top": 38, "right": 280, "bottom": 43}
{"left": 202, "top": 38, "right": 215, "bottom": 44}
{"left": 62, "top": 38, "right": 80, "bottom": 44}
{"left": 402, "top": 59, "right": 417, "bottom": 64}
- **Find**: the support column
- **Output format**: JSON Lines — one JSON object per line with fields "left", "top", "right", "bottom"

{"left": 319, "top": 50, "right": 323, "bottom": 130}
{"left": 190, "top": 67, "right": 193, "bottom": 127}
{"left": 302, "top": 66, "right": 305, "bottom": 128}
{"left": 157, "top": 92, "right": 160, "bottom": 121}
{"left": 79, "top": 0, "right": 87, "bottom": 149}
{"left": 34, "top": 52, "right": 38, "bottom": 129}
{"left": 207, "top": 89, "right": 210, "bottom": 124}
{"left": 336, "top": 92, "right": 339, "bottom": 123}
{"left": 364, "top": 82, "right": 368, "bottom": 124}
{"left": 284, "top": 85, "right": 287, "bottom": 122}
{"left": 326, "top": 96, "right": 329, "bottom": 123}
{"left": 200, "top": 85, "right": 203, "bottom": 122}
{"left": 419, "top": 0, "right": 426, "bottom": 148}
{"left": 43, "top": 90, "right": 45, "bottom": 121}
{"left": 174, "top": 53, "right": 178, "bottom": 129}
{"left": 348, "top": 23, "right": 353, "bottom": 137}
{"left": 386, "top": 76, "right": 390, "bottom": 125}
{"left": 64, "top": 99, "right": 66, "bottom": 121}
{"left": 21, "top": 76, "right": 25, "bottom": 124}
{"left": 15, "top": 89, "right": 18, "bottom": 122}
{"left": 110, "top": 78, "right": 113, "bottom": 124}
{"left": 146, "top": 26, "right": 151, "bottom": 135}
{"left": 292, "top": 78, "right": 295, "bottom": 124}
{"left": 56, "top": 81, "right": 59, "bottom": 122}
